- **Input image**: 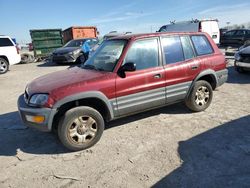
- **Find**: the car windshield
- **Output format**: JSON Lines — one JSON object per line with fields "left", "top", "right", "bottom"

{"left": 64, "top": 39, "right": 86, "bottom": 47}
{"left": 82, "top": 40, "right": 127, "bottom": 72}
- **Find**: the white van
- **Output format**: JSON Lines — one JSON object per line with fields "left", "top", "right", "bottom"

{"left": 0, "top": 35, "right": 21, "bottom": 74}
{"left": 158, "top": 19, "right": 220, "bottom": 44}
{"left": 200, "top": 19, "right": 220, "bottom": 44}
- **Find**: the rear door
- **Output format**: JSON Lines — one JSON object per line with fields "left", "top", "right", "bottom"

{"left": 161, "top": 35, "right": 199, "bottom": 103}
{"left": 115, "top": 37, "right": 166, "bottom": 116}
{"left": 221, "top": 30, "right": 236, "bottom": 45}
{"left": 232, "top": 30, "right": 246, "bottom": 46}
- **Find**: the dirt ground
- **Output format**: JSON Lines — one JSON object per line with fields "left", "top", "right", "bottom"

{"left": 0, "top": 58, "right": 250, "bottom": 188}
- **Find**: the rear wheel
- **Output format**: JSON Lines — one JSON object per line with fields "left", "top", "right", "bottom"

{"left": 185, "top": 80, "right": 213, "bottom": 112}
{"left": 58, "top": 106, "right": 104, "bottom": 151}
{"left": 0, "top": 58, "right": 9, "bottom": 74}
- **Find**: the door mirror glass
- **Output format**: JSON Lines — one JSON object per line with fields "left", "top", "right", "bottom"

{"left": 118, "top": 62, "right": 136, "bottom": 78}
{"left": 121, "top": 62, "right": 136, "bottom": 72}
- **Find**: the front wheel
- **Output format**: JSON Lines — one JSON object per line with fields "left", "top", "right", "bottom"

{"left": 58, "top": 106, "right": 104, "bottom": 151}
{"left": 185, "top": 80, "right": 213, "bottom": 112}
{"left": 76, "top": 54, "right": 86, "bottom": 64}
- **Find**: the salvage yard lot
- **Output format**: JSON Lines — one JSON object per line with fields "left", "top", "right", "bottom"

{"left": 0, "top": 60, "right": 250, "bottom": 187}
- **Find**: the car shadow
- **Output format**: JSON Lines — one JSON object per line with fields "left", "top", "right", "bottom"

{"left": 152, "top": 115, "right": 250, "bottom": 188}
{"left": 227, "top": 66, "right": 250, "bottom": 84}
{"left": 0, "top": 103, "right": 190, "bottom": 156}
{"left": 0, "top": 111, "right": 68, "bottom": 156}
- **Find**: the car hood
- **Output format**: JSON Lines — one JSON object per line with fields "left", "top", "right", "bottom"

{"left": 53, "top": 47, "right": 80, "bottom": 54}
{"left": 26, "top": 67, "right": 112, "bottom": 101}
{"left": 239, "top": 46, "right": 250, "bottom": 55}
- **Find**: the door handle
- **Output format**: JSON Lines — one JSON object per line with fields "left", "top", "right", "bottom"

{"left": 154, "top": 74, "right": 162, "bottom": 79}
{"left": 191, "top": 65, "right": 199, "bottom": 70}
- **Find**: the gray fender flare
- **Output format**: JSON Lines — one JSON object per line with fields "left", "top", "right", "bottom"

{"left": 47, "top": 91, "right": 114, "bottom": 130}
{"left": 186, "top": 69, "right": 218, "bottom": 98}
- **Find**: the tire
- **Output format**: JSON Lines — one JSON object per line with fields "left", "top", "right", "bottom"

{"left": 76, "top": 54, "right": 86, "bottom": 64}
{"left": 58, "top": 106, "right": 104, "bottom": 151}
{"left": 0, "top": 57, "right": 9, "bottom": 74}
{"left": 185, "top": 80, "right": 213, "bottom": 112}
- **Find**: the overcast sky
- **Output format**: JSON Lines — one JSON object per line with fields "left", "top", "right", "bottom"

{"left": 0, "top": 0, "right": 249, "bottom": 43}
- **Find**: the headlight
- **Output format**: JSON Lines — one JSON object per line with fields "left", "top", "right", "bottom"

{"left": 69, "top": 49, "right": 81, "bottom": 56}
{"left": 29, "top": 94, "right": 48, "bottom": 106}
{"left": 234, "top": 53, "right": 241, "bottom": 61}
{"left": 74, "top": 49, "right": 82, "bottom": 55}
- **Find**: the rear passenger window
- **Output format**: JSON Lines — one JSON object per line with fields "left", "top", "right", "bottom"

{"left": 191, "top": 35, "right": 213, "bottom": 56}
{"left": 235, "top": 30, "right": 245, "bottom": 36}
{"left": 0, "top": 38, "right": 14, "bottom": 47}
{"left": 124, "top": 38, "right": 159, "bottom": 70}
{"left": 180, "top": 36, "right": 195, "bottom": 60}
{"left": 162, "top": 36, "right": 184, "bottom": 64}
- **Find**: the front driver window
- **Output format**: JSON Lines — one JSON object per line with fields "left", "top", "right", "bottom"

{"left": 124, "top": 38, "right": 159, "bottom": 71}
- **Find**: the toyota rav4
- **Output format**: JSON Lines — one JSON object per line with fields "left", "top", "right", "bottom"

{"left": 18, "top": 32, "right": 228, "bottom": 151}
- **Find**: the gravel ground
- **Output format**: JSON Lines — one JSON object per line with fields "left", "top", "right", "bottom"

{"left": 0, "top": 59, "right": 250, "bottom": 188}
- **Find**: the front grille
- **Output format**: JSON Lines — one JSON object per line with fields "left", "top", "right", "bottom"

{"left": 241, "top": 57, "right": 250, "bottom": 63}
{"left": 52, "top": 56, "right": 67, "bottom": 62}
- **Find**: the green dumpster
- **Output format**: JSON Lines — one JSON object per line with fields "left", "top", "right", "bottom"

{"left": 30, "top": 29, "right": 64, "bottom": 59}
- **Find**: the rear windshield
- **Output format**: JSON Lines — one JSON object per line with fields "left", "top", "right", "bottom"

{"left": 0, "top": 38, "right": 14, "bottom": 47}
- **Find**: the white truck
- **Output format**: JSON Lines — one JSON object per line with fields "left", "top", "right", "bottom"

{"left": 0, "top": 35, "right": 21, "bottom": 74}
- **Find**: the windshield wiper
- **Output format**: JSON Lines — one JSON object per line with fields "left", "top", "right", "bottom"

{"left": 82, "top": 64, "right": 106, "bottom": 72}
{"left": 82, "top": 64, "right": 96, "bottom": 70}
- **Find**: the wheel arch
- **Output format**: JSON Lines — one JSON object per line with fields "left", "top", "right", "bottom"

{"left": 194, "top": 69, "right": 218, "bottom": 89}
{"left": 0, "top": 56, "right": 9, "bottom": 63}
{"left": 50, "top": 91, "right": 114, "bottom": 131}
{"left": 186, "top": 69, "right": 218, "bottom": 98}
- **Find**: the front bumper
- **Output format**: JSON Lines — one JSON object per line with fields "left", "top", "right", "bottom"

{"left": 216, "top": 69, "right": 228, "bottom": 87}
{"left": 235, "top": 61, "right": 250, "bottom": 69}
{"left": 52, "top": 54, "right": 77, "bottom": 63}
{"left": 17, "top": 95, "right": 56, "bottom": 132}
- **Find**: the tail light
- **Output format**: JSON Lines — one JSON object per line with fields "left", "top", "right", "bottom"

{"left": 16, "top": 46, "right": 20, "bottom": 54}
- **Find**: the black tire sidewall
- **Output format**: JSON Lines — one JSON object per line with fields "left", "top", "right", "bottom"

{"left": 0, "top": 58, "right": 9, "bottom": 74}
{"left": 76, "top": 54, "right": 86, "bottom": 64}
{"left": 58, "top": 106, "right": 104, "bottom": 151}
{"left": 186, "top": 80, "right": 213, "bottom": 112}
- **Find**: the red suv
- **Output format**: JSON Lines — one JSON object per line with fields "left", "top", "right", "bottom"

{"left": 18, "top": 32, "right": 228, "bottom": 151}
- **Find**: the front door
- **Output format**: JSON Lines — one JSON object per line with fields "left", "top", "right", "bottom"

{"left": 115, "top": 38, "right": 166, "bottom": 116}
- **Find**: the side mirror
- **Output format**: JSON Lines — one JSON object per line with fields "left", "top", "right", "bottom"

{"left": 118, "top": 62, "right": 136, "bottom": 78}
{"left": 121, "top": 62, "right": 136, "bottom": 72}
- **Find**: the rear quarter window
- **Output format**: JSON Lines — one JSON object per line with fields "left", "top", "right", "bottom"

{"left": 191, "top": 35, "right": 213, "bottom": 56}
{"left": 0, "top": 38, "right": 14, "bottom": 47}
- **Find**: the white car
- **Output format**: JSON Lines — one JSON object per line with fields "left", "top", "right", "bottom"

{"left": 0, "top": 35, "right": 21, "bottom": 74}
